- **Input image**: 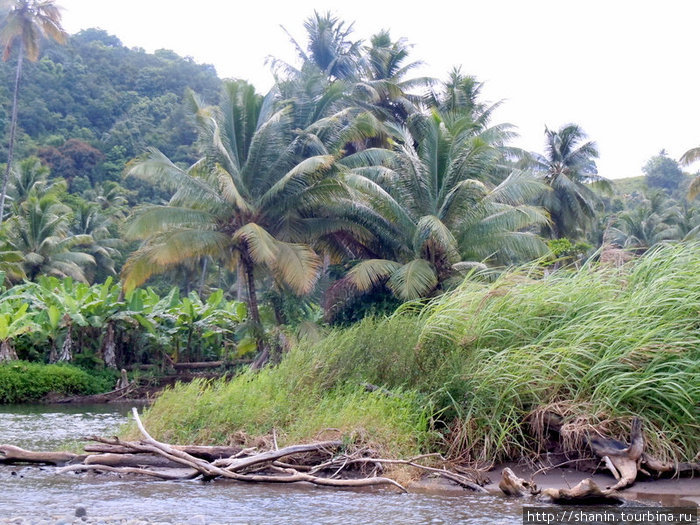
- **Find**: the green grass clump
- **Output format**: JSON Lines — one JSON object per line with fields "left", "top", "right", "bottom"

{"left": 414, "top": 242, "right": 700, "bottom": 462}
{"left": 137, "top": 375, "right": 430, "bottom": 459}
{"left": 0, "top": 361, "right": 115, "bottom": 403}
{"left": 140, "top": 242, "right": 699, "bottom": 463}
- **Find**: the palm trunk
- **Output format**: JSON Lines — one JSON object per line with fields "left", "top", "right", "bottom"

{"left": 236, "top": 259, "right": 245, "bottom": 301}
{"left": 198, "top": 257, "right": 209, "bottom": 296}
{"left": 0, "top": 43, "right": 24, "bottom": 221}
{"left": 58, "top": 322, "right": 73, "bottom": 362}
{"left": 241, "top": 254, "right": 268, "bottom": 369}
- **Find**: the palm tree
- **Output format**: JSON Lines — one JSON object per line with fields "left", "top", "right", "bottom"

{"left": 607, "top": 190, "right": 697, "bottom": 254}
{"left": 532, "top": 124, "right": 611, "bottom": 239}
{"left": 680, "top": 146, "right": 700, "bottom": 200}
{"left": 7, "top": 155, "right": 57, "bottom": 211}
{"left": 275, "top": 11, "right": 362, "bottom": 82}
{"left": 353, "top": 30, "right": 432, "bottom": 125}
{"left": 70, "top": 200, "right": 122, "bottom": 282}
{"left": 9, "top": 194, "right": 95, "bottom": 281}
{"left": 338, "top": 109, "right": 547, "bottom": 300}
{"left": 0, "top": 235, "right": 24, "bottom": 283}
{"left": 122, "top": 80, "right": 367, "bottom": 361}
{"left": 0, "top": 0, "right": 67, "bottom": 220}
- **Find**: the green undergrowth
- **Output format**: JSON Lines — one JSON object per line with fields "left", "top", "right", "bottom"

{"left": 0, "top": 361, "right": 116, "bottom": 403}
{"left": 132, "top": 376, "right": 431, "bottom": 459}
{"left": 138, "top": 242, "right": 700, "bottom": 463}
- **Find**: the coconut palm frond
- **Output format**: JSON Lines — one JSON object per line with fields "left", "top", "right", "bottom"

{"left": 387, "top": 259, "right": 438, "bottom": 300}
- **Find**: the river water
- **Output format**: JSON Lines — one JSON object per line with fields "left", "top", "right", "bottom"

{"left": 0, "top": 404, "right": 529, "bottom": 524}
{"left": 12, "top": 404, "right": 695, "bottom": 524}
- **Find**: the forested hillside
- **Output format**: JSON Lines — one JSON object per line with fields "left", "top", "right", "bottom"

{"left": 0, "top": 28, "right": 221, "bottom": 198}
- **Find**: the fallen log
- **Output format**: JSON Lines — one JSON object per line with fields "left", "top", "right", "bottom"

{"left": 498, "top": 468, "right": 625, "bottom": 504}
{"left": 84, "top": 438, "right": 244, "bottom": 461}
{"left": 498, "top": 467, "right": 538, "bottom": 497}
{"left": 173, "top": 361, "right": 224, "bottom": 371}
{"left": 84, "top": 453, "right": 182, "bottom": 468}
{"left": 58, "top": 464, "right": 200, "bottom": 480}
{"left": 127, "top": 408, "right": 407, "bottom": 491}
{"left": 538, "top": 478, "right": 625, "bottom": 505}
{"left": 0, "top": 445, "right": 84, "bottom": 465}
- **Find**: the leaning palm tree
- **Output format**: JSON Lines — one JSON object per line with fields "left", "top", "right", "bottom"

{"left": 0, "top": 0, "right": 67, "bottom": 220}
{"left": 122, "top": 80, "right": 371, "bottom": 361}
{"left": 338, "top": 110, "right": 548, "bottom": 300}
{"left": 532, "top": 124, "right": 611, "bottom": 239}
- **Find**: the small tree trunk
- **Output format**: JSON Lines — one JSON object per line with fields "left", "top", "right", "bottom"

{"left": 198, "top": 257, "right": 209, "bottom": 296}
{"left": 48, "top": 338, "right": 58, "bottom": 363}
{"left": 0, "top": 340, "right": 18, "bottom": 362}
{"left": 0, "top": 44, "right": 24, "bottom": 221}
{"left": 236, "top": 259, "right": 245, "bottom": 301}
{"left": 58, "top": 323, "right": 73, "bottom": 362}
{"left": 102, "top": 322, "right": 117, "bottom": 369}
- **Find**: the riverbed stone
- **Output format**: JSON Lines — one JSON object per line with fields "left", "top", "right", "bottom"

{"left": 186, "top": 516, "right": 206, "bottom": 525}
{"left": 75, "top": 506, "right": 87, "bottom": 518}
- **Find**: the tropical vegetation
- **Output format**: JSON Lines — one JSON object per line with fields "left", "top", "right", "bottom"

{"left": 139, "top": 243, "right": 700, "bottom": 463}
{"left": 0, "top": 7, "right": 698, "bottom": 469}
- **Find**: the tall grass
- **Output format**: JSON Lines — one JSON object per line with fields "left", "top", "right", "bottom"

{"left": 140, "top": 242, "right": 699, "bottom": 463}
{"left": 414, "top": 242, "right": 699, "bottom": 462}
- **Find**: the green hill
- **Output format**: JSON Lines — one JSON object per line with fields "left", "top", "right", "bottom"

{"left": 0, "top": 28, "right": 222, "bottom": 198}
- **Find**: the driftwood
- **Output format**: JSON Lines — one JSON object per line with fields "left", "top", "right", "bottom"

{"left": 539, "top": 478, "right": 625, "bottom": 505}
{"left": 499, "top": 417, "right": 699, "bottom": 503}
{"left": 308, "top": 452, "right": 487, "bottom": 493}
{"left": 84, "top": 439, "right": 246, "bottom": 462}
{"left": 589, "top": 418, "right": 644, "bottom": 490}
{"left": 498, "top": 467, "right": 538, "bottom": 497}
{"left": 498, "top": 468, "right": 625, "bottom": 504}
{"left": 588, "top": 418, "right": 699, "bottom": 489}
{"left": 0, "top": 445, "right": 85, "bottom": 465}
{"left": 1, "top": 407, "right": 486, "bottom": 494}
{"left": 173, "top": 361, "right": 224, "bottom": 371}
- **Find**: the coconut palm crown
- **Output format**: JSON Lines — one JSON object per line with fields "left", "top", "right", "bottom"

{"left": 532, "top": 123, "right": 611, "bottom": 239}
{"left": 122, "top": 80, "right": 378, "bottom": 354}
{"left": 338, "top": 107, "right": 548, "bottom": 300}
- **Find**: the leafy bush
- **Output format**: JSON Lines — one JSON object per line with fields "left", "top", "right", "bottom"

{"left": 0, "top": 361, "right": 116, "bottom": 403}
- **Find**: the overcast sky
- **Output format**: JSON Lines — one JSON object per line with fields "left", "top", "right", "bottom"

{"left": 57, "top": 0, "right": 699, "bottom": 179}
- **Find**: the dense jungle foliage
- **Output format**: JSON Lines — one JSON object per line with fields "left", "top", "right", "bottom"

{"left": 0, "top": 5, "right": 698, "bottom": 467}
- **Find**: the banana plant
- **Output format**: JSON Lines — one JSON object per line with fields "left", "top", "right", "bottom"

{"left": 0, "top": 302, "right": 38, "bottom": 362}
{"left": 167, "top": 289, "right": 247, "bottom": 362}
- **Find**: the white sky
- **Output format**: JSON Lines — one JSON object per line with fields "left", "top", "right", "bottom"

{"left": 57, "top": 0, "right": 699, "bottom": 179}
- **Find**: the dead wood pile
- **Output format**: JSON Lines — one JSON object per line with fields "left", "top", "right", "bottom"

{"left": 0, "top": 408, "right": 487, "bottom": 493}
